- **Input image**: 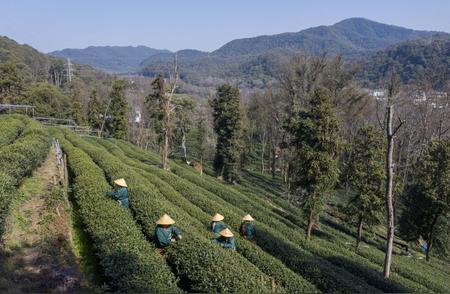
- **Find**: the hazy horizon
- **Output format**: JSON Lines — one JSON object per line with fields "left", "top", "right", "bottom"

{"left": 1, "top": 0, "right": 449, "bottom": 53}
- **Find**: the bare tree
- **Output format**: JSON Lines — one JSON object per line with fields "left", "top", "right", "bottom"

{"left": 161, "top": 55, "right": 179, "bottom": 170}
{"left": 383, "top": 73, "right": 404, "bottom": 279}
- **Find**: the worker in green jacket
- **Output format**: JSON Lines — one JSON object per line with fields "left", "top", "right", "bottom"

{"left": 212, "top": 228, "right": 236, "bottom": 250}
{"left": 210, "top": 213, "right": 227, "bottom": 235}
{"left": 106, "top": 178, "right": 129, "bottom": 208}
{"left": 239, "top": 214, "right": 256, "bottom": 242}
{"left": 154, "top": 214, "right": 182, "bottom": 249}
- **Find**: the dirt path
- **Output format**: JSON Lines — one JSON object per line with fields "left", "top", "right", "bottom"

{"left": 0, "top": 146, "right": 87, "bottom": 292}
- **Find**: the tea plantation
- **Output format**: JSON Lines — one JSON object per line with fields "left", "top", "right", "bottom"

{"left": 1, "top": 115, "right": 449, "bottom": 293}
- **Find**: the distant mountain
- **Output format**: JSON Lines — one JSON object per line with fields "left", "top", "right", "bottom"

{"left": 140, "top": 18, "right": 444, "bottom": 88}
{"left": 358, "top": 35, "right": 450, "bottom": 88}
{"left": 213, "top": 18, "right": 440, "bottom": 58}
{"left": 50, "top": 45, "right": 171, "bottom": 73}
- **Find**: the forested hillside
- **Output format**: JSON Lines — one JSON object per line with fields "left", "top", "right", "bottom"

{"left": 50, "top": 46, "right": 171, "bottom": 73}
{"left": 139, "top": 18, "right": 443, "bottom": 88}
{"left": 358, "top": 35, "right": 450, "bottom": 87}
{"left": 213, "top": 18, "right": 439, "bottom": 57}
{"left": 0, "top": 36, "right": 116, "bottom": 124}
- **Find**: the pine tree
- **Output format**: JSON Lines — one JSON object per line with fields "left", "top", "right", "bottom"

{"left": 288, "top": 88, "right": 340, "bottom": 240}
{"left": 344, "top": 124, "right": 385, "bottom": 250}
{"left": 87, "top": 90, "right": 104, "bottom": 131}
{"left": 400, "top": 140, "right": 450, "bottom": 261}
{"left": 106, "top": 80, "right": 129, "bottom": 140}
{"left": 210, "top": 84, "right": 242, "bottom": 183}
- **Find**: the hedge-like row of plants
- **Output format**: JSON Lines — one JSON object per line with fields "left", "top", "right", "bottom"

{"left": 0, "top": 115, "right": 26, "bottom": 147}
{"left": 238, "top": 170, "right": 450, "bottom": 292}
{"left": 0, "top": 173, "right": 14, "bottom": 236}
{"left": 52, "top": 132, "right": 181, "bottom": 293}
{"left": 113, "top": 138, "right": 448, "bottom": 292}
{"left": 93, "top": 138, "right": 319, "bottom": 294}
{"left": 171, "top": 159, "right": 441, "bottom": 292}
{"left": 112, "top": 140, "right": 384, "bottom": 293}
{"left": 118, "top": 140, "right": 445, "bottom": 293}
{"left": 65, "top": 132, "right": 273, "bottom": 293}
{"left": 0, "top": 118, "right": 51, "bottom": 236}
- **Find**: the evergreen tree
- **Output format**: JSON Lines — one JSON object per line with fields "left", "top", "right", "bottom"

{"left": 87, "top": 90, "right": 104, "bottom": 130}
{"left": 344, "top": 124, "right": 385, "bottom": 250}
{"left": 145, "top": 74, "right": 165, "bottom": 145}
{"left": 287, "top": 88, "right": 340, "bottom": 240}
{"left": 71, "top": 98, "right": 85, "bottom": 125}
{"left": 210, "top": 84, "right": 242, "bottom": 183}
{"left": 400, "top": 140, "right": 450, "bottom": 261}
{"left": 106, "top": 80, "right": 129, "bottom": 140}
{"left": 192, "top": 115, "right": 208, "bottom": 166}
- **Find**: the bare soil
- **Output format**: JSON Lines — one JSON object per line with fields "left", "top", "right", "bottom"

{"left": 0, "top": 147, "right": 87, "bottom": 292}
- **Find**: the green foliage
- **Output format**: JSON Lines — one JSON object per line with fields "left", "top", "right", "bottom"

{"left": 0, "top": 116, "right": 50, "bottom": 237}
{"left": 0, "top": 119, "right": 51, "bottom": 185}
{"left": 113, "top": 141, "right": 390, "bottom": 293}
{"left": 94, "top": 138, "right": 319, "bottom": 293}
{"left": 87, "top": 90, "right": 104, "bottom": 130}
{"left": 106, "top": 80, "right": 129, "bottom": 139}
{"left": 70, "top": 98, "right": 85, "bottom": 125}
{"left": 288, "top": 88, "right": 340, "bottom": 222}
{"left": 0, "top": 173, "right": 14, "bottom": 236}
{"left": 189, "top": 115, "right": 209, "bottom": 162}
{"left": 0, "top": 116, "right": 26, "bottom": 147}
{"left": 25, "top": 82, "right": 71, "bottom": 117}
{"left": 359, "top": 36, "right": 450, "bottom": 88}
{"left": 0, "top": 62, "right": 24, "bottom": 99}
{"left": 145, "top": 75, "right": 165, "bottom": 143}
{"left": 400, "top": 140, "right": 450, "bottom": 260}
{"left": 211, "top": 84, "right": 242, "bottom": 182}
{"left": 54, "top": 130, "right": 180, "bottom": 293}
{"left": 343, "top": 125, "right": 385, "bottom": 243}
{"left": 166, "top": 236, "right": 270, "bottom": 293}
{"left": 64, "top": 133, "right": 275, "bottom": 293}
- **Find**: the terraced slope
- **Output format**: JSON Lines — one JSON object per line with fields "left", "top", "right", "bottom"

{"left": 3, "top": 118, "right": 449, "bottom": 293}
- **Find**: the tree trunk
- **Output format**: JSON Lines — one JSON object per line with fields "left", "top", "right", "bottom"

{"left": 181, "top": 127, "right": 188, "bottom": 163}
{"left": 306, "top": 211, "right": 314, "bottom": 241}
{"left": 384, "top": 104, "right": 395, "bottom": 279}
{"left": 356, "top": 216, "right": 364, "bottom": 251}
{"left": 162, "top": 99, "right": 171, "bottom": 170}
{"left": 426, "top": 214, "right": 439, "bottom": 262}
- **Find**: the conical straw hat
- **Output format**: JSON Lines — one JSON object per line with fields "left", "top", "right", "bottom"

{"left": 219, "top": 228, "right": 234, "bottom": 238}
{"left": 156, "top": 214, "right": 175, "bottom": 225}
{"left": 242, "top": 214, "right": 254, "bottom": 221}
{"left": 211, "top": 213, "right": 224, "bottom": 222}
{"left": 114, "top": 178, "right": 127, "bottom": 187}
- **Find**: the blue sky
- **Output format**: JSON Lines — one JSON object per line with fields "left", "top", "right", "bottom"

{"left": 1, "top": 0, "right": 449, "bottom": 53}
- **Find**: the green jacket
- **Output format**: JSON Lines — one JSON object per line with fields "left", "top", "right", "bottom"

{"left": 210, "top": 221, "right": 227, "bottom": 234}
{"left": 240, "top": 221, "right": 256, "bottom": 240}
{"left": 212, "top": 236, "right": 236, "bottom": 250}
{"left": 154, "top": 225, "right": 182, "bottom": 248}
{"left": 106, "top": 187, "right": 129, "bottom": 208}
